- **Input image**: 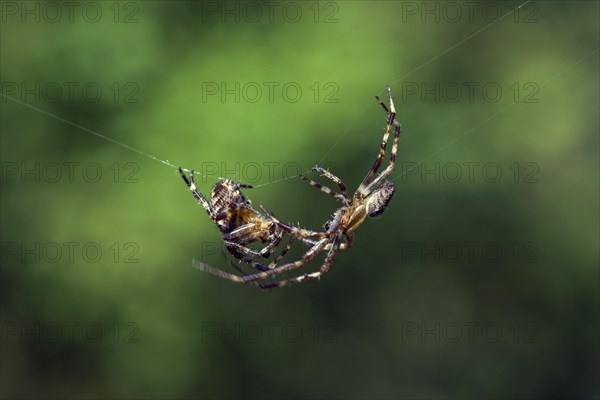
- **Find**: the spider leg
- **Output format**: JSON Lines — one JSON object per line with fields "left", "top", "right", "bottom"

{"left": 194, "top": 235, "right": 326, "bottom": 284}
{"left": 259, "top": 232, "right": 343, "bottom": 289}
{"left": 224, "top": 223, "right": 259, "bottom": 239}
{"left": 243, "top": 236, "right": 329, "bottom": 282}
{"left": 254, "top": 229, "right": 285, "bottom": 257}
{"left": 224, "top": 242, "right": 271, "bottom": 271}
{"left": 225, "top": 240, "right": 270, "bottom": 261}
{"left": 265, "top": 236, "right": 296, "bottom": 268}
{"left": 301, "top": 236, "right": 351, "bottom": 250}
{"left": 363, "top": 119, "right": 401, "bottom": 195}
{"left": 193, "top": 259, "right": 245, "bottom": 281}
{"left": 299, "top": 174, "right": 348, "bottom": 205}
{"left": 224, "top": 234, "right": 295, "bottom": 273}
{"left": 179, "top": 167, "right": 215, "bottom": 217}
{"left": 376, "top": 89, "right": 391, "bottom": 113}
{"left": 224, "top": 227, "right": 283, "bottom": 259}
{"left": 312, "top": 167, "right": 349, "bottom": 198}
{"left": 228, "top": 214, "right": 343, "bottom": 284}
{"left": 219, "top": 246, "right": 249, "bottom": 275}
{"left": 260, "top": 204, "right": 330, "bottom": 239}
{"left": 357, "top": 86, "right": 397, "bottom": 195}
{"left": 220, "top": 221, "right": 278, "bottom": 271}
{"left": 224, "top": 235, "right": 297, "bottom": 277}
{"left": 224, "top": 222, "right": 274, "bottom": 242}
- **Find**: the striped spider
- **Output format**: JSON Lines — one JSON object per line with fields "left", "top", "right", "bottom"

{"left": 178, "top": 168, "right": 296, "bottom": 271}
{"left": 196, "top": 86, "right": 401, "bottom": 288}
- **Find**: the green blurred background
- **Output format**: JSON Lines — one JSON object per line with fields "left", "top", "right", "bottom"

{"left": 1, "top": 1, "right": 598, "bottom": 398}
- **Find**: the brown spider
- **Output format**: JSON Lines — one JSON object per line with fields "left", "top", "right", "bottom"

{"left": 195, "top": 86, "right": 401, "bottom": 288}
{"left": 178, "top": 168, "right": 296, "bottom": 271}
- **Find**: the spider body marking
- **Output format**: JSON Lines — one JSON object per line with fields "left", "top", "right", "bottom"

{"left": 264, "top": 85, "right": 400, "bottom": 246}
{"left": 209, "top": 179, "right": 269, "bottom": 237}
{"left": 178, "top": 168, "right": 287, "bottom": 267}
{"left": 193, "top": 86, "right": 403, "bottom": 288}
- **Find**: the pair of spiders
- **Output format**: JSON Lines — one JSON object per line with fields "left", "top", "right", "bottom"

{"left": 179, "top": 86, "right": 401, "bottom": 288}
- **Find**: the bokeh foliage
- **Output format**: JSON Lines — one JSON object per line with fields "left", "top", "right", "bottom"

{"left": 1, "top": 1, "right": 598, "bottom": 398}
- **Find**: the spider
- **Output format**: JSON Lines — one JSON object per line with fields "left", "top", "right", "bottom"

{"left": 195, "top": 86, "right": 401, "bottom": 288}
{"left": 178, "top": 168, "right": 295, "bottom": 271}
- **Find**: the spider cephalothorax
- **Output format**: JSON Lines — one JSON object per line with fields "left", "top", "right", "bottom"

{"left": 337, "top": 179, "right": 397, "bottom": 235}
{"left": 194, "top": 86, "right": 403, "bottom": 288}
{"left": 315, "top": 181, "right": 396, "bottom": 246}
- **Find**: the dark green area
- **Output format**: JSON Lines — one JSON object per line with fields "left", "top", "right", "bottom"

{"left": 1, "top": 1, "right": 598, "bottom": 399}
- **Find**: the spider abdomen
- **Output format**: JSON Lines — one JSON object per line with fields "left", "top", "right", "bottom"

{"left": 366, "top": 181, "right": 395, "bottom": 217}
{"left": 211, "top": 180, "right": 248, "bottom": 214}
